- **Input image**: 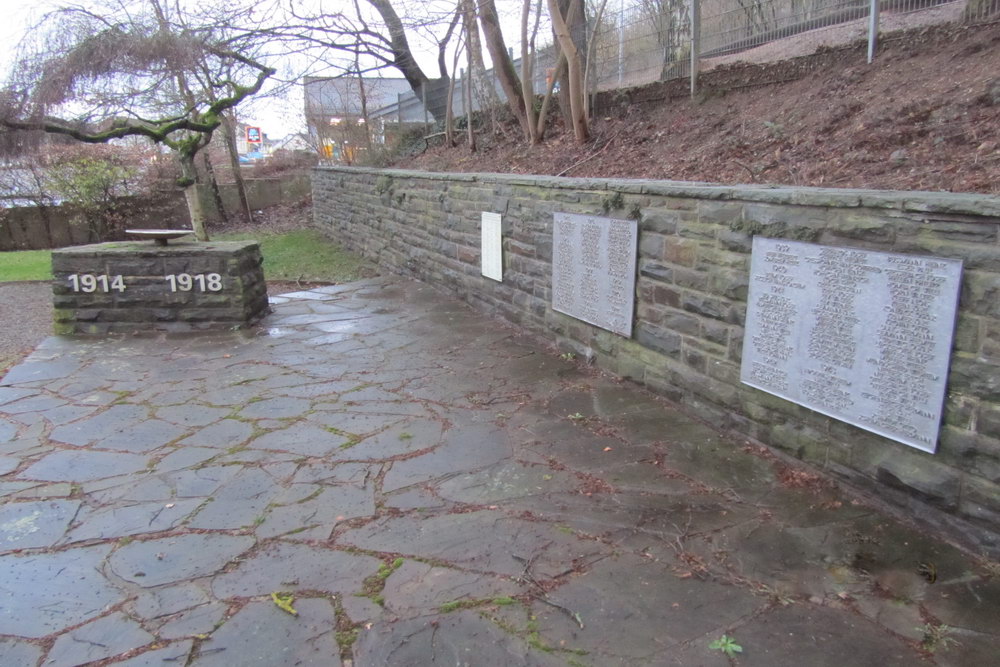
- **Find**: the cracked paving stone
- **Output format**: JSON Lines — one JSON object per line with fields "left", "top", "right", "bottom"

{"left": 921, "top": 576, "right": 1000, "bottom": 636}
{"left": 20, "top": 449, "right": 150, "bottom": 482}
{"left": 156, "top": 404, "right": 231, "bottom": 427}
{"left": 0, "top": 455, "right": 19, "bottom": 475}
{"left": 334, "top": 418, "right": 445, "bottom": 461}
{"left": 256, "top": 486, "right": 374, "bottom": 539}
{"left": 48, "top": 404, "right": 149, "bottom": 446}
{"left": 290, "top": 461, "right": 371, "bottom": 485}
{"left": 212, "top": 541, "right": 381, "bottom": 598}
{"left": 381, "top": 423, "right": 512, "bottom": 492}
{"left": 354, "top": 609, "right": 566, "bottom": 667}
{"left": 0, "top": 481, "right": 42, "bottom": 498}
{"left": 0, "top": 545, "right": 117, "bottom": 637}
{"left": 340, "top": 510, "right": 608, "bottom": 578}
{"left": 159, "top": 601, "right": 228, "bottom": 640}
{"left": 185, "top": 467, "right": 282, "bottom": 529}
{"left": 304, "top": 409, "right": 405, "bottom": 435}
{"left": 733, "top": 603, "right": 919, "bottom": 666}
{"left": 161, "top": 465, "right": 242, "bottom": 499}
{"left": 0, "top": 387, "right": 35, "bottom": 407}
{"left": 109, "top": 534, "right": 255, "bottom": 587}
{"left": 0, "top": 422, "right": 17, "bottom": 444}
{"left": 382, "top": 560, "right": 523, "bottom": 615}
{"left": 152, "top": 446, "right": 220, "bottom": 473}
{"left": 531, "top": 553, "right": 764, "bottom": 660}
{"left": 434, "top": 461, "right": 579, "bottom": 504}
{"left": 10, "top": 482, "right": 75, "bottom": 500}
{"left": 35, "top": 403, "right": 100, "bottom": 426}
{"left": 248, "top": 423, "right": 351, "bottom": 457}
{"left": 133, "top": 582, "right": 212, "bottom": 620}
{"left": 0, "top": 638, "right": 43, "bottom": 665}
{"left": 275, "top": 379, "right": 359, "bottom": 399}
{"left": 191, "top": 599, "right": 340, "bottom": 666}
{"left": 113, "top": 640, "right": 194, "bottom": 667}
{"left": 1, "top": 358, "right": 83, "bottom": 385}
{"left": 0, "top": 394, "right": 68, "bottom": 414}
{"left": 96, "top": 418, "right": 190, "bottom": 454}
{"left": 45, "top": 611, "right": 154, "bottom": 667}
{"left": 65, "top": 498, "right": 203, "bottom": 542}
{"left": 178, "top": 419, "right": 255, "bottom": 449}
{"left": 0, "top": 499, "right": 80, "bottom": 549}
{"left": 237, "top": 396, "right": 312, "bottom": 419}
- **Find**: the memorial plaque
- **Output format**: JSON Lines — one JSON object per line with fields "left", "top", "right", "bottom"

{"left": 551, "top": 212, "right": 638, "bottom": 337}
{"left": 481, "top": 212, "right": 503, "bottom": 282}
{"left": 741, "top": 237, "right": 963, "bottom": 453}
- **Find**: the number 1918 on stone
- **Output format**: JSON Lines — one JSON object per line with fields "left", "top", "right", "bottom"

{"left": 164, "top": 273, "right": 223, "bottom": 292}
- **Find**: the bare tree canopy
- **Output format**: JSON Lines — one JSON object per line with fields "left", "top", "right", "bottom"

{"left": 0, "top": 0, "right": 276, "bottom": 239}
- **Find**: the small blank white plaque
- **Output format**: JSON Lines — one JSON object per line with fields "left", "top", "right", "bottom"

{"left": 481, "top": 212, "right": 503, "bottom": 282}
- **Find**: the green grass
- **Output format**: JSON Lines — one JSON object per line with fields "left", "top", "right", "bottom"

{"left": 0, "top": 249, "right": 53, "bottom": 281}
{"left": 214, "top": 229, "right": 370, "bottom": 283}
{"left": 0, "top": 229, "right": 369, "bottom": 284}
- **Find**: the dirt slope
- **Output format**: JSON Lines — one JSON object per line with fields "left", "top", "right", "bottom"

{"left": 397, "top": 21, "right": 1000, "bottom": 194}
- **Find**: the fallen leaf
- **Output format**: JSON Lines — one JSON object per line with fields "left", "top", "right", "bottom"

{"left": 271, "top": 591, "right": 298, "bottom": 616}
{"left": 603, "top": 447, "right": 612, "bottom": 452}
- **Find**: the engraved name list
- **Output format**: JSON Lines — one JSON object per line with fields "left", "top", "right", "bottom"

{"left": 741, "top": 237, "right": 963, "bottom": 453}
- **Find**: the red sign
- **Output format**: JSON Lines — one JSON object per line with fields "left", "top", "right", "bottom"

{"left": 246, "top": 127, "right": 262, "bottom": 143}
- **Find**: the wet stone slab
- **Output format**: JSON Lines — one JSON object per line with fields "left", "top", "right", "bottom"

{"left": 65, "top": 498, "right": 203, "bottom": 542}
{"left": 109, "top": 534, "right": 255, "bottom": 587}
{"left": 354, "top": 610, "right": 566, "bottom": 667}
{"left": 0, "top": 545, "right": 118, "bottom": 637}
{"left": 0, "top": 499, "right": 80, "bottom": 549}
{"left": 45, "top": 612, "right": 154, "bottom": 667}
{"left": 20, "top": 449, "right": 151, "bottom": 482}
{"left": 190, "top": 599, "right": 340, "bottom": 666}
{"left": 211, "top": 542, "right": 381, "bottom": 598}
{"left": 340, "top": 510, "right": 609, "bottom": 578}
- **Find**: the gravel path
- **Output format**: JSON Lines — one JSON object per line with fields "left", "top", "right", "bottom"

{"left": 0, "top": 282, "right": 53, "bottom": 375}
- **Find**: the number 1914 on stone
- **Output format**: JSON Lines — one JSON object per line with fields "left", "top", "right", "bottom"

{"left": 67, "top": 274, "right": 126, "bottom": 293}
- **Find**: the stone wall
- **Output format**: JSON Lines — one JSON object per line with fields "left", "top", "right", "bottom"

{"left": 1, "top": 174, "right": 312, "bottom": 251}
{"left": 313, "top": 166, "right": 1000, "bottom": 552}
{"left": 52, "top": 240, "right": 268, "bottom": 334}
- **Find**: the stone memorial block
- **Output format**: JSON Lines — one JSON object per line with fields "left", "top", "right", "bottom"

{"left": 52, "top": 240, "right": 269, "bottom": 334}
{"left": 741, "top": 237, "right": 963, "bottom": 453}
{"left": 481, "top": 212, "right": 503, "bottom": 282}
{"left": 551, "top": 212, "right": 638, "bottom": 337}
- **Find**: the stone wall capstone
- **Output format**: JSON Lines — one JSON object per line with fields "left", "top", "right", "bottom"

{"left": 313, "top": 165, "right": 1000, "bottom": 553}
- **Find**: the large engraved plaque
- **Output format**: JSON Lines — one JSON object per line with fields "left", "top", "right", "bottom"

{"left": 552, "top": 212, "right": 638, "bottom": 337}
{"left": 741, "top": 237, "right": 962, "bottom": 453}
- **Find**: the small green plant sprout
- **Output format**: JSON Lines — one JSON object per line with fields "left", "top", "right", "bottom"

{"left": 918, "top": 623, "right": 959, "bottom": 653}
{"left": 568, "top": 412, "right": 585, "bottom": 421}
{"left": 560, "top": 352, "right": 576, "bottom": 361}
{"left": 709, "top": 635, "right": 743, "bottom": 658}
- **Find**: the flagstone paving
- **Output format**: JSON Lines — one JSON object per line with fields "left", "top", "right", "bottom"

{"left": 1, "top": 277, "right": 999, "bottom": 665}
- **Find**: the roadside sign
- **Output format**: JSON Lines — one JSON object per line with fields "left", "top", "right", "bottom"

{"left": 246, "top": 127, "right": 261, "bottom": 143}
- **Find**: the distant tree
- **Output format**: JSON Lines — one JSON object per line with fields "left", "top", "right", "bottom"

{"left": 0, "top": 1, "right": 275, "bottom": 240}
{"left": 46, "top": 146, "right": 140, "bottom": 241}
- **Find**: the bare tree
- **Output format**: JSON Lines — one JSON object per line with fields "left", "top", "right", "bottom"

{"left": 275, "top": 0, "right": 459, "bottom": 123}
{"left": 0, "top": 1, "right": 274, "bottom": 240}
{"left": 548, "top": 0, "right": 590, "bottom": 142}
